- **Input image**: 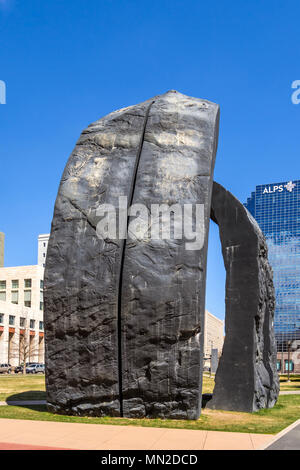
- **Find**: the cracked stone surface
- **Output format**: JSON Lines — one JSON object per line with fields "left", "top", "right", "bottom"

{"left": 44, "top": 91, "right": 220, "bottom": 418}
{"left": 207, "top": 182, "right": 280, "bottom": 412}
{"left": 121, "top": 95, "right": 220, "bottom": 419}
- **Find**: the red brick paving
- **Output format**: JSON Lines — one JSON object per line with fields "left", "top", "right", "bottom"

{"left": 0, "top": 442, "right": 71, "bottom": 450}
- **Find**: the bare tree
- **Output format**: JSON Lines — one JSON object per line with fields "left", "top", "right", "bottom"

{"left": 9, "top": 323, "right": 41, "bottom": 375}
{"left": 17, "top": 334, "right": 40, "bottom": 374}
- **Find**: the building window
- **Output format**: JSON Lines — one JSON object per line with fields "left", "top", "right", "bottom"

{"left": 20, "top": 317, "right": 26, "bottom": 327}
{"left": 24, "top": 279, "right": 32, "bottom": 288}
{"left": 11, "top": 280, "right": 19, "bottom": 289}
{"left": 0, "top": 292, "right": 6, "bottom": 301}
{"left": 276, "top": 360, "right": 281, "bottom": 371}
{"left": 11, "top": 290, "right": 19, "bottom": 304}
{"left": 0, "top": 280, "right": 6, "bottom": 290}
{"left": 0, "top": 313, "right": 4, "bottom": 324}
{"left": 39, "top": 321, "right": 44, "bottom": 330}
{"left": 9, "top": 315, "right": 15, "bottom": 326}
{"left": 285, "top": 360, "right": 294, "bottom": 372}
{"left": 24, "top": 290, "right": 31, "bottom": 308}
{"left": 40, "top": 280, "right": 44, "bottom": 289}
{"left": 40, "top": 291, "right": 43, "bottom": 310}
{"left": 30, "top": 319, "right": 35, "bottom": 330}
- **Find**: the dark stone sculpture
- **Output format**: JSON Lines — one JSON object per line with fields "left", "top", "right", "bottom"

{"left": 44, "top": 91, "right": 220, "bottom": 418}
{"left": 207, "top": 182, "right": 279, "bottom": 412}
{"left": 44, "top": 91, "right": 279, "bottom": 418}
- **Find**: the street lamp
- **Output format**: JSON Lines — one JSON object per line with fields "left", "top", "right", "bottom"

{"left": 210, "top": 340, "right": 214, "bottom": 378}
{"left": 287, "top": 340, "right": 292, "bottom": 382}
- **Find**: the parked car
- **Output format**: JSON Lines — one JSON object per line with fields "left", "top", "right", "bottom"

{"left": 0, "top": 363, "right": 12, "bottom": 374}
{"left": 15, "top": 362, "right": 39, "bottom": 374}
{"left": 25, "top": 364, "right": 45, "bottom": 374}
{"left": 14, "top": 364, "right": 24, "bottom": 374}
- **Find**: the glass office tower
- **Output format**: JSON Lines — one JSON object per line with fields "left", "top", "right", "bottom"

{"left": 245, "top": 180, "right": 300, "bottom": 370}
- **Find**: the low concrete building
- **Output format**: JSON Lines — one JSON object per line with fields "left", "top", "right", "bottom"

{"left": 203, "top": 310, "right": 224, "bottom": 369}
{"left": 277, "top": 349, "right": 300, "bottom": 374}
{"left": 0, "top": 301, "right": 44, "bottom": 366}
{"left": 0, "top": 265, "right": 44, "bottom": 366}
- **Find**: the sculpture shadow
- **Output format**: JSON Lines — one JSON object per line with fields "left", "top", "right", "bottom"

{"left": 201, "top": 393, "right": 213, "bottom": 408}
{"left": 6, "top": 390, "right": 46, "bottom": 401}
{"left": 5, "top": 391, "right": 212, "bottom": 415}
{"left": 6, "top": 391, "right": 47, "bottom": 412}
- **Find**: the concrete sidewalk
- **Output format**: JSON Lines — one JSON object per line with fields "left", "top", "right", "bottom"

{"left": 0, "top": 418, "right": 272, "bottom": 450}
{"left": 262, "top": 419, "right": 300, "bottom": 450}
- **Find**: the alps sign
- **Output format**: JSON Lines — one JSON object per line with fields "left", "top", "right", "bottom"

{"left": 263, "top": 181, "right": 296, "bottom": 195}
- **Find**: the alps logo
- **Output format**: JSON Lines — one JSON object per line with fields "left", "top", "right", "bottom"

{"left": 263, "top": 181, "right": 296, "bottom": 194}
{"left": 285, "top": 181, "right": 296, "bottom": 192}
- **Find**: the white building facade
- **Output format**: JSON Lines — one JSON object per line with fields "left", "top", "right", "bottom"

{"left": 0, "top": 265, "right": 44, "bottom": 366}
{"left": 38, "top": 234, "right": 49, "bottom": 267}
{"left": 203, "top": 310, "right": 224, "bottom": 365}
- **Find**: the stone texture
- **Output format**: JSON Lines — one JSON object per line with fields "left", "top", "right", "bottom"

{"left": 44, "top": 96, "right": 154, "bottom": 416}
{"left": 121, "top": 93, "right": 220, "bottom": 419}
{"left": 44, "top": 91, "right": 220, "bottom": 418}
{"left": 207, "top": 182, "right": 279, "bottom": 412}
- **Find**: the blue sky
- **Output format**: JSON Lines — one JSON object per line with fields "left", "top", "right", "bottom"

{"left": 1, "top": 0, "right": 299, "bottom": 319}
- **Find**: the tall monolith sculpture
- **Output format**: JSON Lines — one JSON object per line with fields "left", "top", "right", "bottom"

{"left": 44, "top": 91, "right": 220, "bottom": 418}
{"left": 207, "top": 182, "right": 279, "bottom": 412}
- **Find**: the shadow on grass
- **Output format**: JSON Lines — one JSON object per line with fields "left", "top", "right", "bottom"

{"left": 4, "top": 392, "right": 213, "bottom": 414}
{"left": 201, "top": 393, "right": 213, "bottom": 408}
{"left": 6, "top": 391, "right": 46, "bottom": 403}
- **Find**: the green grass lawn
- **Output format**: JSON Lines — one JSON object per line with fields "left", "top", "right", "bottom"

{"left": 279, "top": 374, "right": 300, "bottom": 391}
{"left": 0, "top": 395, "right": 299, "bottom": 435}
{"left": 0, "top": 374, "right": 299, "bottom": 435}
{"left": 0, "top": 374, "right": 46, "bottom": 402}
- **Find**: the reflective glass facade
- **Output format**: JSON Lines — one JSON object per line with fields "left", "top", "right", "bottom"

{"left": 245, "top": 180, "right": 300, "bottom": 352}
